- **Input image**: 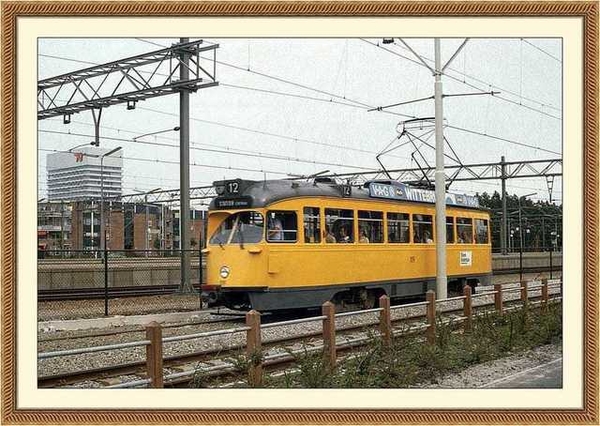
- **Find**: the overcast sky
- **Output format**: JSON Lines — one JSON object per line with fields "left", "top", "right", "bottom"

{"left": 37, "top": 37, "right": 562, "bottom": 208}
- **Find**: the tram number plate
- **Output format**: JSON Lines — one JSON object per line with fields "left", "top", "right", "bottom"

{"left": 341, "top": 185, "right": 352, "bottom": 197}
{"left": 460, "top": 251, "right": 472, "bottom": 266}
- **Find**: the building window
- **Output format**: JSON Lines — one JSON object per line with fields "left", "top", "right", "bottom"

{"left": 303, "top": 207, "right": 321, "bottom": 243}
{"left": 413, "top": 214, "right": 434, "bottom": 243}
{"left": 325, "top": 208, "right": 354, "bottom": 243}
{"left": 266, "top": 211, "right": 297, "bottom": 243}
{"left": 474, "top": 219, "right": 489, "bottom": 244}
{"left": 387, "top": 212, "right": 409, "bottom": 243}
{"left": 457, "top": 218, "right": 473, "bottom": 243}
{"left": 358, "top": 210, "right": 383, "bottom": 243}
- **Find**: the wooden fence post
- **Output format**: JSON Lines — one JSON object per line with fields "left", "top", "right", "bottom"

{"left": 145, "top": 321, "right": 163, "bottom": 388}
{"left": 322, "top": 301, "right": 336, "bottom": 370}
{"left": 541, "top": 278, "right": 549, "bottom": 313}
{"left": 379, "top": 295, "right": 392, "bottom": 346}
{"left": 463, "top": 285, "right": 472, "bottom": 332}
{"left": 426, "top": 290, "right": 436, "bottom": 345}
{"left": 494, "top": 283, "right": 503, "bottom": 316}
{"left": 246, "top": 310, "right": 262, "bottom": 387}
{"left": 520, "top": 280, "right": 529, "bottom": 308}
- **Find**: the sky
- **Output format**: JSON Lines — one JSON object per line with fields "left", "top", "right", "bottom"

{"left": 37, "top": 37, "right": 562, "bottom": 208}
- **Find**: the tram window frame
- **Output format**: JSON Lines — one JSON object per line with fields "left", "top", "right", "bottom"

{"left": 358, "top": 210, "right": 383, "bottom": 243}
{"left": 210, "top": 211, "right": 265, "bottom": 245}
{"left": 474, "top": 218, "right": 489, "bottom": 244}
{"left": 387, "top": 212, "right": 410, "bottom": 243}
{"left": 446, "top": 216, "right": 455, "bottom": 244}
{"left": 303, "top": 207, "right": 321, "bottom": 243}
{"left": 413, "top": 214, "right": 434, "bottom": 244}
{"left": 457, "top": 217, "right": 474, "bottom": 244}
{"left": 229, "top": 211, "right": 265, "bottom": 244}
{"left": 266, "top": 211, "right": 298, "bottom": 243}
{"left": 325, "top": 208, "right": 354, "bottom": 243}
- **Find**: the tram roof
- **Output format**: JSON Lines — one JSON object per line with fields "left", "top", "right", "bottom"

{"left": 209, "top": 178, "right": 488, "bottom": 212}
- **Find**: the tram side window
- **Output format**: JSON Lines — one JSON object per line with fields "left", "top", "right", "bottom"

{"left": 446, "top": 216, "right": 455, "bottom": 243}
{"left": 267, "top": 211, "right": 297, "bottom": 243}
{"left": 358, "top": 211, "right": 383, "bottom": 243}
{"left": 413, "top": 214, "right": 434, "bottom": 243}
{"left": 325, "top": 208, "right": 354, "bottom": 243}
{"left": 474, "top": 218, "right": 489, "bottom": 244}
{"left": 387, "top": 212, "right": 409, "bottom": 243}
{"left": 457, "top": 218, "right": 473, "bottom": 243}
{"left": 303, "top": 207, "right": 321, "bottom": 243}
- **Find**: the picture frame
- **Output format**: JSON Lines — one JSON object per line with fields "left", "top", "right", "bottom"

{"left": 1, "top": 1, "right": 598, "bottom": 424}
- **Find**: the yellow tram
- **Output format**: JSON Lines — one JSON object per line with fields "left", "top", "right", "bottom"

{"left": 201, "top": 178, "right": 492, "bottom": 311}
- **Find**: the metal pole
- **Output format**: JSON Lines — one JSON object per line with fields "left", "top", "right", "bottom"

{"left": 500, "top": 156, "right": 508, "bottom": 255}
{"left": 100, "top": 156, "right": 105, "bottom": 251}
{"left": 60, "top": 200, "right": 65, "bottom": 256}
{"left": 179, "top": 37, "right": 192, "bottom": 292}
{"left": 542, "top": 216, "right": 546, "bottom": 251}
{"left": 519, "top": 202, "right": 523, "bottom": 282}
{"left": 104, "top": 245, "right": 109, "bottom": 316}
{"left": 161, "top": 204, "right": 165, "bottom": 253}
{"left": 145, "top": 195, "right": 149, "bottom": 257}
{"left": 434, "top": 38, "right": 447, "bottom": 299}
{"left": 90, "top": 205, "right": 94, "bottom": 252}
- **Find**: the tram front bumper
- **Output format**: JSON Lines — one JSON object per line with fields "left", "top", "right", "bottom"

{"left": 200, "top": 284, "right": 221, "bottom": 307}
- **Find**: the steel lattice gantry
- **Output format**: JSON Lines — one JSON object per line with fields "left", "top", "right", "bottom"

{"left": 328, "top": 158, "right": 562, "bottom": 187}
{"left": 115, "top": 185, "right": 216, "bottom": 205}
{"left": 115, "top": 158, "right": 562, "bottom": 205}
{"left": 38, "top": 40, "right": 219, "bottom": 120}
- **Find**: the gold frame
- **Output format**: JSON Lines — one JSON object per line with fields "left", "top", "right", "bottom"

{"left": 1, "top": 1, "right": 598, "bottom": 424}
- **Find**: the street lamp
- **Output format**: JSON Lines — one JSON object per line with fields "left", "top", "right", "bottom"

{"left": 100, "top": 146, "right": 122, "bottom": 252}
{"left": 518, "top": 192, "right": 537, "bottom": 281}
{"left": 132, "top": 126, "right": 180, "bottom": 141}
{"left": 133, "top": 187, "right": 162, "bottom": 256}
{"left": 68, "top": 142, "right": 95, "bottom": 152}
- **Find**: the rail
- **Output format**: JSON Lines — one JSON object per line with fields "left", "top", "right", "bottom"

{"left": 38, "top": 278, "right": 562, "bottom": 388}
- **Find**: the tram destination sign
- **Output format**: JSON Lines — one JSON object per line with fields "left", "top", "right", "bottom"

{"left": 368, "top": 182, "right": 480, "bottom": 208}
{"left": 213, "top": 196, "right": 253, "bottom": 209}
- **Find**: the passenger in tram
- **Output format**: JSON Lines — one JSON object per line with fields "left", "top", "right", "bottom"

{"left": 459, "top": 231, "right": 471, "bottom": 244}
{"left": 423, "top": 230, "right": 433, "bottom": 244}
{"left": 413, "top": 227, "right": 422, "bottom": 243}
{"left": 359, "top": 227, "right": 370, "bottom": 244}
{"left": 324, "top": 225, "right": 336, "bottom": 243}
{"left": 268, "top": 216, "right": 284, "bottom": 241}
{"left": 339, "top": 225, "right": 351, "bottom": 243}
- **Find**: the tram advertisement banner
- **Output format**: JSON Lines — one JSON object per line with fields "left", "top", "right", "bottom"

{"left": 460, "top": 251, "right": 473, "bottom": 266}
{"left": 368, "top": 182, "right": 479, "bottom": 208}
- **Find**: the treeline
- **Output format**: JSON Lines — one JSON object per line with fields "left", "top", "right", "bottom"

{"left": 475, "top": 191, "right": 562, "bottom": 251}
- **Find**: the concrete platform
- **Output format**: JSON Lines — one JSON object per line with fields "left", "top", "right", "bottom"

{"left": 480, "top": 358, "right": 563, "bottom": 388}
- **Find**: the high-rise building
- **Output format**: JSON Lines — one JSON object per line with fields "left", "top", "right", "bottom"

{"left": 47, "top": 146, "right": 122, "bottom": 201}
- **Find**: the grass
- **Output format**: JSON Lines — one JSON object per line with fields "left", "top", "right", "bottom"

{"left": 188, "top": 302, "right": 561, "bottom": 388}
{"left": 265, "top": 303, "right": 562, "bottom": 388}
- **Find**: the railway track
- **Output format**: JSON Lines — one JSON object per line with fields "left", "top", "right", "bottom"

{"left": 38, "top": 288, "right": 555, "bottom": 388}
{"left": 37, "top": 267, "right": 558, "bottom": 301}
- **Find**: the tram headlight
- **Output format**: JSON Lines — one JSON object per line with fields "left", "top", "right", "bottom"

{"left": 219, "top": 266, "right": 230, "bottom": 279}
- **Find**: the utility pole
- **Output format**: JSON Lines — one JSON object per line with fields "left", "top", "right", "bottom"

{"left": 179, "top": 37, "right": 193, "bottom": 293}
{"left": 501, "top": 156, "right": 508, "bottom": 255}
{"left": 434, "top": 38, "right": 447, "bottom": 299}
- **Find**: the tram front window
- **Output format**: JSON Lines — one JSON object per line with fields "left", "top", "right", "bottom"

{"left": 209, "top": 211, "right": 264, "bottom": 245}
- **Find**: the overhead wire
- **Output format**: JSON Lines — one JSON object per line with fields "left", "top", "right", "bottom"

{"left": 39, "top": 40, "right": 561, "bottom": 178}
{"left": 38, "top": 54, "right": 411, "bottom": 159}
{"left": 360, "top": 38, "right": 561, "bottom": 116}
{"left": 38, "top": 128, "right": 380, "bottom": 172}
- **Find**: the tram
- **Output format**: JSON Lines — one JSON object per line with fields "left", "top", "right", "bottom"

{"left": 201, "top": 177, "right": 492, "bottom": 312}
